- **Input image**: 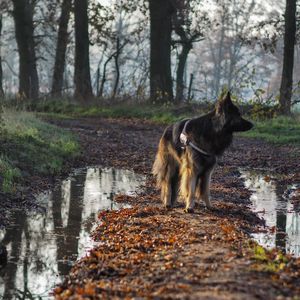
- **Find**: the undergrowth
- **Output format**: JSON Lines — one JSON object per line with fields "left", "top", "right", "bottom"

{"left": 33, "top": 99, "right": 210, "bottom": 124}
{"left": 0, "top": 109, "right": 80, "bottom": 193}
{"left": 240, "top": 116, "right": 300, "bottom": 145}
{"left": 36, "top": 98, "right": 300, "bottom": 145}
{"left": 9, "top": 98, "right": 300, "bottom": 145}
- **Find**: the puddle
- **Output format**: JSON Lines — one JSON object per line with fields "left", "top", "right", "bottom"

{"left": 241, "top": 170, "right": 300, "bottom": 257}
{"left": 0, "top": 168, "right": 145, "bottom": 300}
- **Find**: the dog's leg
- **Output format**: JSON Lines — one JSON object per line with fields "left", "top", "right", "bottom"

{"left": 185, "top": 175, "right": 197, "bottom": 213}
{"left": 195, "top": 175, "right": 202, "bottom": 206}
{"left": 170, "top": 169, "right": 179, "bottom": 207}
{"left": 180, "top": 153, "right": 197, "bottom": 213}
{"left": 181, "top": 170, "right": 196, "bottom": 213}
{"left": 161, "top": 181, "right": 172, "bottom": 209}
{"left": 200, "top": 169, "right": 214, "bottom": 209}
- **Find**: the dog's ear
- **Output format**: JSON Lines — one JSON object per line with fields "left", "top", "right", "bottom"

{"left": 216, "top": 91, "right": 232, "bottom": 115}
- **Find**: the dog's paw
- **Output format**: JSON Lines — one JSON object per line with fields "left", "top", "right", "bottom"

{"left": 165, "top": 204, "right": 172, "bottom": 210}
{"left": 184, "top": 208, "right": 194, "bottom": 213}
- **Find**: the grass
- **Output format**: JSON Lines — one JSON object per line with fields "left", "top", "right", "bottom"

{"left": 0, "top": 156, "right": 21, "bottom": 193}
{"left": 240, "top": 116, "right": 300, "bottom": 145}
{"left": 31, "top": 98, "right": 300, "bottom": 145}
{"left": 34, "top": 99, "right": 211, "bottom": 124}
{"left": 0, "top": 109, "right": 80, "bottom": 193}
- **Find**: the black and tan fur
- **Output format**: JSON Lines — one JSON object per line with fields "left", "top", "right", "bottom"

{"left": 152, "top": 92, "right": 253, "bottom": 213}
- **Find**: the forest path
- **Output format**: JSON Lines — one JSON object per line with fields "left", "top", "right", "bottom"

{"left": 52, "top": 117, "right": 300, "bottom": 300}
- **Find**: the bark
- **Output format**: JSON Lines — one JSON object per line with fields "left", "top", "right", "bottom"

{"left": 175, "top": 44, "right": 192, "bottom": 102}
{"left": 279, "top": 0, "right": 297, "bottom": 115}
{"left": 99, "top": 42, "right": 126, "bottom": 98}
{"left": 187, "top": 73, "right": 194, "bottom": 102}
{"left": 74, "top": 0, "right": 93, "bottom": 100}
{"left": 172, "top": 2, "right": 200, "bottom": 103}
{"left": 99, "top": 54, "right": 114, "bottom": 98}
{"left": 96, "top": 66, "right": 100, "bottom": 96}
{"left": 149, "top": 0, "right": 174, "bottom": 103}
{"left": 95, "top": 46, "right": 106, "bottom": 96}
{"left": 113, "top": 37, "right": 121, "bottom": 98}
{"left": 12, "top": 0, "right": 39, "bottom": 99}
{"left": 51, "top": 0, "right": 72, "bottom": 97}
{"left": 214, "top": 15, "right": 226, "bottom": 98}
{"left": 0, "top": 15, "right": 4, "bottom": 97}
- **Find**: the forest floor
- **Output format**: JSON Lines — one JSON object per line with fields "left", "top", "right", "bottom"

{"left": 48, "top": 117, "right": 300, "bottom": 300}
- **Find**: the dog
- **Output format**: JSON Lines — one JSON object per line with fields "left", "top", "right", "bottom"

{"left": 152, "top": 92, "right": 253, "bottom": 213}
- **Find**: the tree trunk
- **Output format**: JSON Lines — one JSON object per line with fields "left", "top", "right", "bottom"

{"left": 113, "top": 37, "right": 121, "bottom": 98}
{"left": 74, "top": 0, "right": 93, "bottom": 100}
{"left": 0, "top": 15, "right": 4, "bottom": 98}
{"left": 149, "top": 0, "right": 174, "bottom": 103}
{"left": 12, "top": 0, "right": 39, "bottom": 99}
{"left": 214, "top": 15, "right": 226, "bottom": 98}
{"left": 175, "top": 43, "right": 192, "bottom": 102}
{"left": 279, "top": 0, "right": 297, "bottom": 115}
{"left": 99, "top": 54, "right": 114, "bottom": 98}
{"left": 187, "top": 73, "right": 194, "bottom": 102}
{"left": 51, "top": 0, "right": 72, "bottom": 98}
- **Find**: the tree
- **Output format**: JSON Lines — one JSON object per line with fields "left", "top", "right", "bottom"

{"left": 74, "top": 0, "right": 93, "bottom": 100}
{"left": 90, "top": 1, "right": 147, "bottom": 98}
{"left": 279, "top": 0, "right": 297, "bottom": 115}
{"left": 12, "top": 0, "right": 39, "bottom": 99}
{"left": 51, "top": 0, "right": 72, "bottom": 97}
{"left": 0, "top": 14, "right": 4, "bottom": 97}
{"left": 191, "top": 0, "right": 266, "bottom": 99}
{"left": 149, "top": 0, "right": 174, "bottom": 102}
{"left": 172, "top": 0, "right": 208, "bottom": 102}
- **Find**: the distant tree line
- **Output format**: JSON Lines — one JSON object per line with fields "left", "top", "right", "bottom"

{"left": 0, "top": 0, "right": 299, "bottom": 114}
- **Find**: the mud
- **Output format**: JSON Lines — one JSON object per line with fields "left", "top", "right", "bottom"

{"left": 1, "top": 117, "right": 300, "bottom": 299}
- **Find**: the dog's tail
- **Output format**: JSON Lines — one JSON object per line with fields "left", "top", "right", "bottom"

{"left": 152, "top": 136, "right": 180, "bottom": 188}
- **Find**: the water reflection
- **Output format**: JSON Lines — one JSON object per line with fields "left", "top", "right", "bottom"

{"left": 241, "top": 170, "right": 300, "bottom": 257}
{"left": 0, "top": 168, "right": 144, "bottom": 299}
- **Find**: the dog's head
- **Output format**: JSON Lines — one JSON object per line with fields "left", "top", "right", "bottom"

{"left": 214, "top": 92, "right": 253, "bottom": 133}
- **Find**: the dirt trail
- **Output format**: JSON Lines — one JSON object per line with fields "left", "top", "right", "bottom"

{"left": 48, "top": 117, "right": 299, "bottom": 299}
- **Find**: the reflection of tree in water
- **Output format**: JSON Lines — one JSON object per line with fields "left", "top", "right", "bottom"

{"left": 275, "top": 184, "right": 300, "bottom": 256}
{"left": 1, "top": 210, "right": 26, "bottom": 299}
{"left": 241, "top": 170, "right": 300, "bottom": 256}
{"left": 276, "top": 210, "right": 287, "bottom": 254}
{"left": 53, "top": 172, "right": 85, "bottom": 276}
{"left": 0, "top": 167, "right": 144, "bottom": 299}
{"left": 275, "top": 184, "right": 287, "bottom": 253}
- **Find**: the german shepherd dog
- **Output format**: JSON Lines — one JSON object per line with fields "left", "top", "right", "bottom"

{"left": 152, "top": 92, "right": 253, "bottom": 213}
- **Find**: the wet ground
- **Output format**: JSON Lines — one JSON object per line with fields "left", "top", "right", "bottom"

{"left": 241, "top": 170, "right": 300, "bottom": 257}
{"left": 1, "top": 117, "right": 300, "bottom": 299}
{"left": 0, "top": 167, "right": 144, "bottom": 299}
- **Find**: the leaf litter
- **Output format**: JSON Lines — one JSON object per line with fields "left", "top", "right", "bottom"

{"left": 46, "top": 117, "right": 300, "bottom": 299}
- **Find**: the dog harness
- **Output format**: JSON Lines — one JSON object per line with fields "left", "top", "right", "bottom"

{"left": 180, "top": 119, "right": 211, "bottom": 156}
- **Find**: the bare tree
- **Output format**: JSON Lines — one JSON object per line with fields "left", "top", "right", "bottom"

{"left": 0, "top": 14, "right": 4, "bottom": 97}
{"left": 51, "top": 0, "right": 72, "bottom": 97}
{"left": 279, "top": 0, "right": 297, "bottom": 115}
{"left": 12, "top": 0, "right": 39, "bottom": 99}
{"left": 149, "top": 0, "right": 174, "bottom": 102}
{"left": 74, "top": 0, "right": 93, "bottom": 100}
{"left": 172, "top": 0, "right": 208, "bottom": 102}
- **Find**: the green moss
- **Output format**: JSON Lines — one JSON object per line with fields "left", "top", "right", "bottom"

{"left": 252, "top": 245, "right": 288, "bottom": 273}
{"left": 0, "top": 109, "right": 80, "bottom": 193}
